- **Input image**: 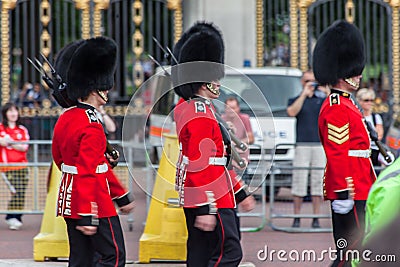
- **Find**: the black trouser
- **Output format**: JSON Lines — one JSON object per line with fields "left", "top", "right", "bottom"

{"left": 184, "top": 208, "right": 242, "bottom": 267}
{"left": 65, "top": 216, "right": 126, "bottom": 267}
{"left": 330, "top": 200, "right": 366, "bottom": 267}
{"left": 371, "top": 149, "right": 379, "bottom": 167}
{"left": 5, "top": 168, "right": 29, "bottom": 222}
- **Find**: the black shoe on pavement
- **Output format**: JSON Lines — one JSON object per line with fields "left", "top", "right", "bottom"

{"left": 312, "top": 218, "right": 320, "bottom": 228}
{"left": 292, "top": 218, "right": 300, "bottom": 228}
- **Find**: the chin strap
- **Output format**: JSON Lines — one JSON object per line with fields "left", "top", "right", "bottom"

{"left": 206, "top": 83, "right": 220, "bottom": 96}
{"left": 344, "top": 78, "right": 360, "bottom": 89}
{"left": 97, "top": 90, "right": 109, "bottom": 102}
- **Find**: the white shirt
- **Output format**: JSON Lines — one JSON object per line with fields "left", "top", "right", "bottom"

{"left": 365, "top": 113, "right": 383, "bottom": 150}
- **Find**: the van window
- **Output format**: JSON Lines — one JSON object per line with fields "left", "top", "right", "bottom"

{"left": 218, "top": 74, "right": 302, "bottom": 116}
{"left": 150, "top": 75, "right": 175, "bottom": 116}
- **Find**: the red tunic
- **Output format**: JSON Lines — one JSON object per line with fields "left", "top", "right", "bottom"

{"left": 318, "top": 90, "right": 376, "bottom": 200}
{"left": 52, "top": 104, "right": 129, "bottom": 221}
{"left": 174, "top": 97, "right": 246, "bottom": 212}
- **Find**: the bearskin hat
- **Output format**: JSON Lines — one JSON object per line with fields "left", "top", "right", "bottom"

{"left": 312, "top": 20, "right": 365, "bottom": 86}
{"left": 53, "top": 40, "right": 85, "bottom": 107}
{"left": 67, "top": 36, "right": 117, "bottom": 101}
{"left": 172, "top": 21, "right": 225, "bottom": 100}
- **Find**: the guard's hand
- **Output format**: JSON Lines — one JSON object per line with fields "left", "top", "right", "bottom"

{"left": 378, "top": 151, "right": 395, "bottom": 166}
{"left": 239, "top": 195, "right": 256, "bottom": 212}
{"left": 194, "top": 214, "right": 217, "bottom": 231}
{"left": 76, "top": 225, "right": 97, "bottom": 235}
{"left": 106, "top": 149, "right": 119, "bottom": 168}
{"left": 332, "top": 199, "right": 354, "bottom": 214}
{"left": 106, "top": 149, "right": 119, "bottom": 162}
{"left": 232, "top": 157, "right": 248, "bottom": 170}
{"left": 119, "top": 201, "right": 135, "bottom": 215}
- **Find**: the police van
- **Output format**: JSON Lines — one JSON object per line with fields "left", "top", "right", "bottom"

{"left": 147, "top": 66, "right": 302, "bottom": 193}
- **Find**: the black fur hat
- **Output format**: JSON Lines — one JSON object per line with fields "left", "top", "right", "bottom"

{"left": 312, "top": 20, "right": 365, "bottom": 86}
{"left": 172, "top": 21, "right": 225, "bottom": 100}
{"left": 53, "top": 40, "right": 85, "bottom": 107}
{"left": 67, "top": 36, "right": 117, "bottom": 101}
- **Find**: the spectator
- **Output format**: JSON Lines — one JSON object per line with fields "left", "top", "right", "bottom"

{"left": 221, "top": 95, "right": 254, "bottom": 171}
{"left": 287, "top": 70, "right": 329, "bottom": 228}
{"left": 17, "top": 82, "right": 33, "bottom": 107}
{"left": 0, "top": 102, "right": 30, "bottom": 230}
{"left": 95, "top": 105, "right": 117, "bottom": 140}
{"left": 356, "top": 88, "right": 384, "bottom": 169}
{"left": 24, "top": 82, "right": 42, "bottom": 108}
{"left": 26, "top": 83, "right": 42, "bottom": 108}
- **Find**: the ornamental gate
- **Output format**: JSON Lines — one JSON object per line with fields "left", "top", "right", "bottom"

{"left": 291, "top": 0, "right": 394, "bottom": 118}
{"left": 262, "top": 0, "right": 395, "bottom": 130}
{"left": 0, "top": 0, "right": 178, "bottom": 107}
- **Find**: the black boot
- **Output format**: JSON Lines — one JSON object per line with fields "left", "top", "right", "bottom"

{"left": 312, "top": 218, "right": 320, "bottom": 228}
{"left": 292, "top": 218, "right": 300, "bottom": 227}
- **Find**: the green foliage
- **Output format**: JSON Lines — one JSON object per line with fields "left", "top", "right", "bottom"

{"left": 362, "top": 64, "right": 389, "bottom": 81}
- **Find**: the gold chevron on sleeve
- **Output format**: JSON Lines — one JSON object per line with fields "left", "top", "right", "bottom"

{"left": 327, "top": 123, "right": 349, "bottom": 133}
{"left": 328, "top": 128, "right": 349, "bottom": 139}
{"left": 327, "top": 123, "right": 349, "bottom": 145}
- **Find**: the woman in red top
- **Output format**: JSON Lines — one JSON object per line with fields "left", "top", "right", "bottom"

{"left": 0, "top": 102, "right": 30, "bottom": 230}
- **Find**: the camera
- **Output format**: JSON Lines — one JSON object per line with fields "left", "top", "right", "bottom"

{"left": 311, "top": 82, "right": 319, "bottom": 90}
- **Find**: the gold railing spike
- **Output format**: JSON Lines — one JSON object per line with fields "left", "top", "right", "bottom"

{"left": 1, "top": 1, "right": 17, "bottom": 105}
{"left": 256, "top": 0, "right": 264, "bottom": 67}
{"left": 345, "top": 0, "right": 355, "bottom": 24}
{"left": 132, "top": 0, "right": 144, "bottom": 88}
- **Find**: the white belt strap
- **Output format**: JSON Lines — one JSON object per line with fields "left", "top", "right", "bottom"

{"left": 209, "top": 157, "right": 227, "bottom": 166}
{"left": 61, "top": 163, "right": 78, "bottom": 174}
{"left": 61, "top": 163, "right": 108, "bottom": 174}
{"left": 348, "top": 150, "right": 371, "bottom": 158}
{"left": 182, "top": 156, "right": 189, "bottom": 165}
{"left": 96, "top": 163, "right": 108, "bottom": 173}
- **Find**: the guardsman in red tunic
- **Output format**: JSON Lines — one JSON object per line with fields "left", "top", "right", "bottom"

{"left": 51, "top": 37, "right": 134, "bottom": 267}
{"left": 172, "top": 22, "right": 255, "bottom": 267}
{"left": 313, "top": 20, "right": 376, "bottom": 267}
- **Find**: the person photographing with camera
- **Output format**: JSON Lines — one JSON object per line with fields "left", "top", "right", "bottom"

{"left": 287, "top": 70, "right": 329, "bottom": 228}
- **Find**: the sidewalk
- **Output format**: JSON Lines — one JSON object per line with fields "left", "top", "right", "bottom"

{"left": 0, "top": 184, "right": 334, "bottom": 266}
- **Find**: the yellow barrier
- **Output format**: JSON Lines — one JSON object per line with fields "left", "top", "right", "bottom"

{"left": 138, "top": 134, "right": 187, "bottom": 263}
{"left": 33, "top": 162, "right": 69, "bottom": 261}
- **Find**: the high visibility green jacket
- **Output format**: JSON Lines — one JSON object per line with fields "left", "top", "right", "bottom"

{"left": 364, "top": 157, "right": 400, "bottom": 244}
